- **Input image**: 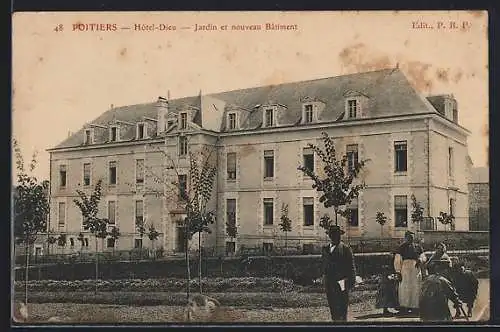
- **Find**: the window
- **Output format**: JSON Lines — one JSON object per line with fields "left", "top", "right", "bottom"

{"left": 84, "top": 129, "right": 92, "bottom": 144}
{"left": 180, "top": 112, "right": 187, "bottom": 130}
{"left": 264, "top": 109, "right": 274, "bottom": 127}
{"left": 59, "top": 165, "right": 67, "bottom": 187}
{"left": 448, "top": 147, "right": 454, "bottom": 177}
{"left": 228, "top": 113, "right": 237, "bottom": 130}
{"left": 263, "top": 242, "right": 273, "bottom": 254}
{"left": 346, "top": 144, "right": 359, "bottom": 172}
{"left": 263, "top": 198, "right": 274, "bottom": 225}
{"left": 109, "top": 161, "right": 117, "bottom": 185}
{"left": 303, "top": 243, "right": 314, "bottom": 254}
{"left": 303, "top": 197, "right": 314, "bottom": 226}
{"left": 450, "top": 198, "right": 456, "bottom": 217}
{"left": 83, "top": 163, "right": 91, "bottom": 186}
{"left": 135, "top": 200, "right": 144, "bottom": 225}
{"left": 304, "top": 104, "right": 313, "bottom": 123}
{"left": 107, "top": 238, "right": 115, "bottom": 248}
{"left": 110, "top": 126, "right": 118, "bottom": 142}
{"left": 264, "top": 150, "right": 274, "bottom": 179}
{"left": 70, "top": 238, "right": 75, "bottom": 247}
{"left": 108, "top": 201, "right": 116, "bottom": 225}
{"left": 227, "top": 152, "right": 236, "bottom": 180}
{"left": 178, "top": 174, "right": 187, "bottom": 200}
{"left": 58, "top": 202, "right": 66, "bottom": 227}
{"left": 303, "top": 148, "right": 314, "bottom": 173}
{"left": 179, "top": 136, "right": 188, "bottom": 156}
{"left": 394, "top": 195, "right": 408, "bottom": 228}
{"left": 347, "top": 198, "right": 359, "bottom": 227}
{"left": 137, "top": 123, "right": 146, "bottom": 139}
{"left": 226, "top": 241, "right": 236, "bottom": 255}
{"left": 394, "top": 141, "right": 408, "bottom": 172}
{"left": 347, "top": 100, "right": 358, "bottom": 119}
{"left": 134, "top": 238, "right": 143, "bottom": 249}
{"left": 136, "top": 159, "right": 145, "bottom": 184}
{"left": 84, "top": 238, "right": 89, "bottom": 247}
{"left": 226, "top": 199, "right": 236, "bottom": 233}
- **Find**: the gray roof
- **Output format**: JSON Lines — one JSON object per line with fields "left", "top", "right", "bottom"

{"left": 470, "top": 167, "right": 489, "bottom": 183}
{"left": 52, "top": 68, "right": 439, "bottom": 150}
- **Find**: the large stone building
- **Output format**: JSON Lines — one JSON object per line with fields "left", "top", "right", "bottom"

{"left": 468, "top": 167, "right": 489, "bottom": 231}
{"left": 46, "top": 68, "right": 471, "bottom": 255}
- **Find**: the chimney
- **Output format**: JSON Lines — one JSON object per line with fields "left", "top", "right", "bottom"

{"left": 156, "top": 96, "right": 169, "bottom": 135}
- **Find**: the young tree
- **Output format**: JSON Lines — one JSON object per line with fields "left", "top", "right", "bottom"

{"left": 57, "top": 233, "right": 67, "bottom": 254}
{"left": 46, "top": 230, "right": 57, "bottom": 256}
{"left": 437, "top": 211, "right": 455, "bottom": 231}
{"left": 147, "top": 223, "right": 160, "bottom": 258}
{"left": 375, "top": 211, "right": 387, "bottom": 237}
{"left": 73, "top": 179, "right": 109, "bottom": 294}
{"left": 410, "top": 194, "right": 425, "bottom": 233}
{"left": 226, "top": 208, "right": 238, "bottom": 245}
{"left": 108, "top": 226, "right": 121, "bottom": 257}
{"left": 77, "top": 232, "right": 85, "bottom": 254}
{"left": 135, "top": 218, "right": 146, "bottom": 249}
{"left": 298, "top": 132, "right": 367, "bottom": 230}
{"left": 279, "top": 203, "right": 292, "bottom": 253}
{"left": 13, "top": 139, "right": 50, "bottom": 306}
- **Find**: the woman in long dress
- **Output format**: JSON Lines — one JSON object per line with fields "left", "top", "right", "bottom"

{"left": 394, "top": 230, "right": 427, "bottom": 314}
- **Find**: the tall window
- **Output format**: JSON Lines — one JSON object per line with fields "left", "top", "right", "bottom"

{"left": 304, "top": 104, "right": 313, "bottom": 123}
{"left": 137, "top": 123, "right": 146, "bottom": 139}
{"left": 448, "top": 147, "right": 454, "bottom": 178}
{"left": 265, "top": 109, "right": 274, "bottom": 127}
{"left": 263, "top": 198, "right": 274, "bottom": 225}
{"left": 226, "top": 241, "right": 236, "bottom": 255}
{"left": 135, "top": 200, "right": 143, "bottom": 225}
{"left": 108, "top": 201, "right": 116, "bottom": 225}
{"left": 228, "top": 113, "right": 237, "bottom": 130}
{"left": 227, "top": 152, "right": 236, "bottom": 180}
{"left": 346, "top": 144, "right": 359, "bottom": 172}
{"left": 110, "top": 127, "right": 118, "bottom": 142}
{"left": 58, "top": 202, "right": 66, "bottom": 227}
{"left": 264, "top": 150, "right": 274, "bottom": 179}
{"left": 109, "top": 161, "right": 117, "bottom": 185}
{"left": 263, "top": 242, "right": 274, "bottom": 254}
{"left": 347, "top": 198, "right": 359, "bottom": 227}
{"left": 83, "top": 163, "right": 91, "bottom": 186}
{"left": 135, "top": 159, "right": 145, "bottom": 184}
{"left": 394, "top": 141, "right": 408, "bottom": 172}
{"left": 347, "top": 100, "right": 357, "bottom": 118}
{"left": 180, "top": 112, "right": 187, "bottom": 130}
{"left": 59, "top": 165, "right": 67, "bottom": 188}
{"left": 303, "top": 197, "right": 314, "bottom": 226}
{"left": 107, "top": 238, "right": 115, "bottom": 248}
{"left": 179, "top": 136, "right": 188, "bottom": 156}
{"left": 134, "top": 238, "right": 143, "bottom": 249}
{"left": 226, "top": 198, "right": 236, "bottom": 233}
{"left": 178, "top": 174, "right": 187, "bottom": 200}
{"left": 394, "top": 195, "right": 408, "bottom": 228}
{"left": 303, "top": 148, "right": 314, "bottom": 173}
{"left": 84, "top": 129, "right": 92, "bottom": 144}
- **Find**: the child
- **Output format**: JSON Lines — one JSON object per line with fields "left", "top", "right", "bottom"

{"left": 375, "top": 261, "right": 400, "bottom": 316}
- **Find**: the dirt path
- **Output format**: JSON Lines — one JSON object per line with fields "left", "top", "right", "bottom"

{"left": 18, "top": 279, "right": 489, "bottom": 323}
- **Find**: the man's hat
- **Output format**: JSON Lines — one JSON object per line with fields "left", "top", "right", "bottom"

{"left": 327, "top": 224, "right": 345, "bottom": 236}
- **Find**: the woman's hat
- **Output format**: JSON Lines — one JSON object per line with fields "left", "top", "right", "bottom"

{"left": 327, "top": 225, "right": 345, "bottom": 236}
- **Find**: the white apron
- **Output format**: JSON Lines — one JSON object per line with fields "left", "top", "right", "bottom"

{"left": 394, "top": 253, "right": 426, "bottom": 309}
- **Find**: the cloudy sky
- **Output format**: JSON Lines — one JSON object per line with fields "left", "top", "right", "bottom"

{"left": 12, "top": 11, "right": 488, "bottom": 181}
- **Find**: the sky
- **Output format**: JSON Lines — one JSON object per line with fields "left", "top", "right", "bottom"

{"left": 12, "top": 11, "right": 488, "bottom": 182}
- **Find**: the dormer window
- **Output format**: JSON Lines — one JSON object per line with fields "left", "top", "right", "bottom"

{"left": 228, "top": 112, "right": 237, "bottom": 130}
{"left": 303, "top": 104, "right": 314, "bottom": 124}
{"left": 179, "top": 112, "right": 188, "bottom": 130}
{"left": 347, "top": 99, "right": 358, "bottom": 119}
{"left": 264, "top": 109, "right": 274, "bottom": 127}
{"left": 136, "top": 123, "right": 147, "bottom": 139}
{"left": 84, "top": 129, "right": 93, "bottom": 144}
{"left": 109, "top": 126, "right": 119, "bottom": 142}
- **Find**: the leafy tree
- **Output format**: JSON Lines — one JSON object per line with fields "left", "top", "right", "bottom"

{"left": 375, "top": 211, "right": 387, "bottom": 237}
{"left": 410, "top": 194, "right": 425, "bottom": 234}
{"left": 108, "top": 226, "right": 121, "bottom": 256}
{"left": 13, "top": 138, "right": 49, "bottom": 306}
{"left": 135, "top": 218, "right": 147, "bottom": 249}
{"left": 437, "top": 211, "right": 455, "bottom": 231}
{"left": 298, "top": 132, "right": 366, "bottom": 231}
{"left": 147, "top": 223, "right": 160, "bottom": 256}
{"left": 279, "top": 203, "right": 292, "bottom": 252}
{"left": 73, "top": 179, "right": 110, "bottom": 294}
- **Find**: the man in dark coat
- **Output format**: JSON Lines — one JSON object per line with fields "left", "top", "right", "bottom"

{"left": 321, "top": 225, "right": 357, "bottom": 322}
{"left": 419, "top": 258, "right": 463, "bottom": 322}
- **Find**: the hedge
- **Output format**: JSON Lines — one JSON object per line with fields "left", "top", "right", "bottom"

{"left": 15, "top": 252, "right": 489, "bottom": 285}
